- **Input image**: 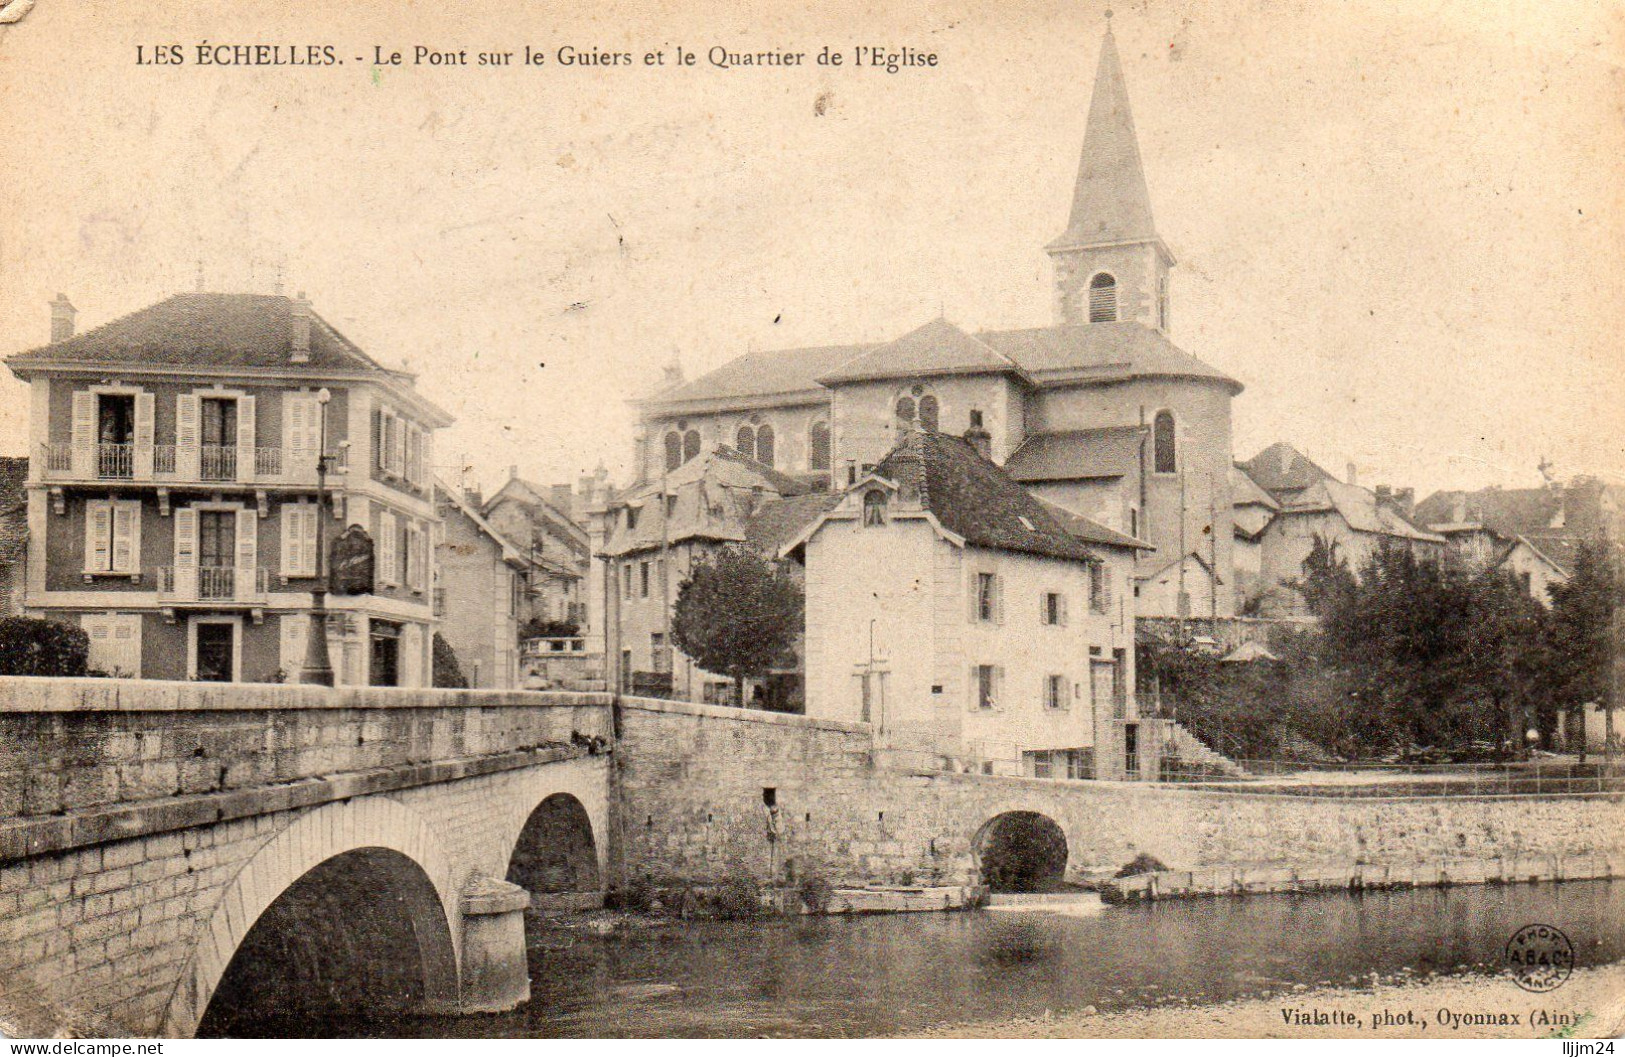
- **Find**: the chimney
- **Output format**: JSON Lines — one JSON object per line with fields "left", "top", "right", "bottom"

{"left": 1345, "top": 461, "right": 1358, "bottom": 486}
{"left": 463, "top": 484, "right": 484, "bottom": 508}
{"left": 1278, "top": 446, "right": 1292, "bottom": 476}
{"left": 1375, "top": 484, "right": 1392, "bottom": 506}
{"left": 291, "top": 291, "right": 311, "bottom": 363}
{"left": 1453, "top": 493, "right": 1467, "bottom": 523}
{"left": 551, "top": 484, "right": 574, "bottom": 511}
{"left": 509, "top": 464, "right": 520, "bottom": 481}
{"left": 1395, "top": 487, "right": 1415, "bottom": 518}
{"left": 963, "top": 425, "right": 992, "bottom": 461}
{"left": 49, "top": 294, "right": 76, "bottom": 343}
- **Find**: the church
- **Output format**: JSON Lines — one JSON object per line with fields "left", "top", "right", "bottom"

{"left": 630, "top": 23, "right": 1243, "bottom": 618}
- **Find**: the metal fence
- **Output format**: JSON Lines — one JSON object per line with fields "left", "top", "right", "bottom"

{"left": 1155, "top": 755, "right": 1625, "bottom": 796}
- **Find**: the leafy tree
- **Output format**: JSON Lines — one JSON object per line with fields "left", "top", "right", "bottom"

{"left": 1544, "top": 538, "right": 1621, "bottom": 752}
{"left": 1290, "top": 532, "right": 1356, "bottom": 617}
{"left": 671, "top": 546, "right": 803, "bottom": 705}
{"left": 432, "top": 631, "right": 467, "bottom": 688}
{"left": 0, "top": 617, "right": 89, "bottom": 677}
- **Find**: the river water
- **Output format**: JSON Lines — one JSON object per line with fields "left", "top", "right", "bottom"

{"left": 323, "top": 881, "right": 1625, "bottom": 1038}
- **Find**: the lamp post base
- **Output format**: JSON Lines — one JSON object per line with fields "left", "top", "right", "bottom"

{"left": 299, "top": 597, "right": 335, "bottom": 687}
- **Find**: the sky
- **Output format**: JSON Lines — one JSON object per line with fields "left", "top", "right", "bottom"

{"left": 0, "top": 0, "right": 1620, "bottom": 500}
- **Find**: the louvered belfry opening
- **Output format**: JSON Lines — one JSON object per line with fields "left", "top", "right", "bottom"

{"left": 1088, "top": 273, "right": 1118, "bottom": 323}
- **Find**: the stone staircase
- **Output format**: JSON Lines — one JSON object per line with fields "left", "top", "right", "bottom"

{"left": 1144, "top": 717, "right": 1248, "bottom": 778}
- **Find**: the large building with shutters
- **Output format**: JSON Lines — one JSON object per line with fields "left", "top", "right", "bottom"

{"left": 4, "top": 290, "right": 450, "bottom": 685}
{"left": 627, "top": 25, "right": 1243, "bottom": 618}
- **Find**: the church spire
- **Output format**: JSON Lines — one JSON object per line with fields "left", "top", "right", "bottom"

{"left": 1046, "top": 14, "right": 1174, "bottom": 329}
{"left": 1048, "top": 15, "right": 1160, "bottom": 250}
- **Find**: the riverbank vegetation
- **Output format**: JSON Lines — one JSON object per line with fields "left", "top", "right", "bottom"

{"left": 1143, "top": 537, "right": 1621, "bottom": 761}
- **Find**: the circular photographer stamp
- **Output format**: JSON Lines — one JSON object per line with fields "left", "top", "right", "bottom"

{"left": 1505, "top": 924, "right": 1574, "bottom": 992}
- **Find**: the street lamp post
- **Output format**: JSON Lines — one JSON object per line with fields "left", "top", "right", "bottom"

{"left": 299, "top": 388, "right": 336, "bottom": 686}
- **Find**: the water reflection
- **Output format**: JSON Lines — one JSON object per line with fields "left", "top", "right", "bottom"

{"left": 296, "top": 881, "right": 1625, "bottom": 1038}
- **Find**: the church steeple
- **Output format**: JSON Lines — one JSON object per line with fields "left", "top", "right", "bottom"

{"left": 1047, "top": 15, "right": 1174, "bottom": 330}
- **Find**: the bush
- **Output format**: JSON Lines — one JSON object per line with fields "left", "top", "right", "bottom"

{"left": 431, "top": 632, "right": 467, "bottom": 688}
{"left": 1113, "top": 852, "right": 1169, "bottom": 879}
{"left": 798, "top": 875, "right": 833, "bottom": 914}
{"left": 520, "top": 618, "right": 579, "bottom": 639}
{"left": 709, "top": 874, "right": 766, "bottom": 920}
{"left": 0, "top": 617, "right": 89, "bottom": 677}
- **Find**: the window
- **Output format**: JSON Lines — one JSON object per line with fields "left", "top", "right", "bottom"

{"left": 82, "top": 613, "right": 142, "bottom": 678}
{"left": 1046, "top": 674, "right": 1068, "bottom": 711}
{"left": 917, "top": 395, "right": 939, "bottom": 432}
{"left": 1157, "top": 273, "right": 1169, "bottom": 330}
{"left": 377, "top": 511, "right": 397, "bottom": 587}
{"left": 756, "top": 424, "right": 775, "bottom": 467}
{"left": 894, "top": 396, "right": 915, "bottom": 427}
{"left": 1031, "top": 751, "right": 1053, "bottom": 779}
{"left": 640, "top": 560, "right": 650, "bottom": 598}
{"left": 626, "top": 506, "right": 639, "bottom": 531}
{"left": 280, "top": 502, "right": 319, "bottom": 578}
{"left": 1042, "top": 591, "right": 1066, "bottom": 626}
{"left": 974, "top": 572, "right": 1002, "bottom": 623}
{"left": 200, "top": 397, "right": 239, "bottom": 481}
{"left": 1090, "top": 562, "right": 1112, "bottom": 614}
{"left": 1153, "top": 410, "right": 1177, "bottom": 474}
{"left": 974, "top": 664, "right": 1000, "bottom": 710}
{"left": 84, "top": 499, "right": 142, "bottom": 576}
{"left": 622, "top": 562, "right": 633, "bottom": 601}
{"left": 683, "top": 429, "right": 700, "bottom": 462}
{"left": 664, "top": 431, "right": 683, "bottom": 471}
{"left": 1129, "top": 506, "right": 1140, "bottom": 538}
{"left": 969, "top": 409, "right": 984, "bottom": 429}
{"left": 736, "top": 425, "right": 755, "bottom": 461}
{"left": 862, "top": 489, "right": 888, "bottom": 527}
{"left": 1088, "top": 273, "right": 1118, "bottom": 323}
{"left": 96, "top": 394, "right": 135, "bottom": 478}
{"left": 808, "top": 421, "right": 831, "bottom": 471}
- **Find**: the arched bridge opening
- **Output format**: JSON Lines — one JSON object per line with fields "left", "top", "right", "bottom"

{"left": 195, "top": 847, "right": 457, "bottom": 1038}
{"left": 974, "top": 811, "right": 1070, "bottom": 893}
{"left": 506, "top": 792, "right": 601, "bottom": 909}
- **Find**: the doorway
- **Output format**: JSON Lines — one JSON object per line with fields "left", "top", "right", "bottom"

{"left": 194, "top": 621, "right": 236, "bottom": 682}
{"left": 1124, "top": 722, "right": 1140, "bottom": 778}
{"left": 369, "top": 621, "right": 401, "bottom": 687}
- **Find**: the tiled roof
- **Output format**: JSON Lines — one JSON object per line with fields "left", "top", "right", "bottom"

{"left": 815, "top": 319, "right": 1028, "bottom": 385}
{"left": 434, "top": 478, "right": 530, "bottom": 567}
{"left": 1238, "top": 442, "right": 1337, "bottom": 497}
{"left": 1284, "top": 478, "right": 1445, "bottom": 544}
{"left": 1004, "top": 426, "right": 1145, "bottom": 483}
{"left": 744, "top": 492, "right": 843, "bottom": 554}
{"left": 643, "top": 343, "right": 871, "bottom": 407}
{"left": 976, "top": 323, "right": 1238, "bottom": 390}
{"left": 1046, "top": 29, "right": 1161, "bottom": 252}
{"left": 874, "top": 430, "right": 1144, "bottom": 561}
{"left": 483, "top": 477, "right": 590, "bottom": 555}
{"left": 1231, "top": 463, "right": 1281, "bottom": 510}
{"left": 601, "top": 446, "right": 818, "bottom": 557}
{"left": 6, "top": 293, "right": 391, "bottom": 374}
{"left": 1413, "top": 486, "right": 1563, "bottom": 539}
{"left": 645, "top": 319, "right": 1240, "bottom": 413}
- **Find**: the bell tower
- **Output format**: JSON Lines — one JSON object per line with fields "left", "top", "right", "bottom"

{"left": 1047, "top": 14, "right": 1174, "bottom": 330}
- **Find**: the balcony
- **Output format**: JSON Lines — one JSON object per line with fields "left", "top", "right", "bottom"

{"left": 40, "top": 442, "right": 346, "bottom": 487}
{"left": 156, "top": 565, "right": 269, "bottom": 606}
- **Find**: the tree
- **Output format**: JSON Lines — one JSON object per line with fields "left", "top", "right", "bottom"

{"left": 671, "top": 546, "right": 803, "bottom": 705}
{"left": 432, "top": 632, "right": 467, "bottom": 688}
{"left": 0, "top": 617, "right": 89, "bottom": 677}
{"left": 1543, "top": 538, "right": 1621, "bottom": 754}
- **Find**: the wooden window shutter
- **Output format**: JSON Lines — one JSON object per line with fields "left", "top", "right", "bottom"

{"left": 235, "top": 508, "right": 258, "bottom": 597}
{"left": 176, "top": 394, "right": 200, "bottom": 478}
{"left": 372, "top": 407, "right": 384, "bottom": 470}
{"left": 1102, "top": 565, "right": 1114, "bottom": 611}
{"left": 112, "top": 500, "right": 139, "bottom": 575}
{"left": 968, "top": 572, "right": 980, "bottom": 624}
{"left": 174, "top": 507, "right": 198, "bottom": 598}
{"left": 994, "top": 665, "right": 1006, "bottom": 708}
{"left": 994, "top": 574, "right": 1005, "bottom": 625}
{"left": 134, "top": 392, "right": 156, "bottom": 477}
{"left": 85, "top": 500, "right": 111, "bottom": 573}
{"left": 1059, "top": 592, "right": 1069, "bottom": 626}
{"left": 968, "top": 664, "right": 979, "bottom": 711}
{"left": 236, "top": 395, "right": 257, "bottom": 482}
{"left": 71, "top": 391, "right": 95, "bottom": 477}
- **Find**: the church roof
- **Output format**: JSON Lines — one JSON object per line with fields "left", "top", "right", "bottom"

{"left": 642, "top": 342, "right": 872, "bottom": 408}
{"left": 872, "top": 430, "right": 1145, "bottom": 561}
{"left": 977, "top": 322, "right": 1240, "bottom": 390}
{"left": 1046, "top": 27, "right": 1161, "bottom": 252}
{"left": 1239, "top": 442, "right": 1337, "bottom": 497}
{"left": 1004, "top": 425, "right": 1145, "bottom": 482}
{"left": 814, "top": 318, "right": 1029, "bottom": 385}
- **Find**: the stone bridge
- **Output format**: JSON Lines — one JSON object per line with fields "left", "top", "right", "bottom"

{"left": 2, "top": 684, "right": 1621, "bottom": 1038}
{"left": 0, "top": 679, "right": 613, "bottom": 1038}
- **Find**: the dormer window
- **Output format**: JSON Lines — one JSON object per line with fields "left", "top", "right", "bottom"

{"left": 1088, "top": 273, "right": 1118, "bottom": 323}
{"left": 862, "top": 489, "right": 888, "bottom": 527}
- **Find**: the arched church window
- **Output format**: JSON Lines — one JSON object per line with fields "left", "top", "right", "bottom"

{"left": 895, "top": 396, "right": 916, "bottom": 427}
{"left": 808, "top": 421, "right": 831, "bottom": 472}
{"left": 862, "top": 489, "right": 888, "bottom": 527}
{"left": 683, "top": 430, "right": 700, "bottom": 462}
{"left": 1153, "top": 410, "right": 1177, "bottom": 474}
{"left": 756, "top": 424, "right": 775, "bottom": 467}
{"left": 918, "top": 395, "right": 940, "bottom": 432}
{"left": 736, "top": 425, "right": 756, "bottom": 461}
{"left": 1088, "top": 273, "right": 1118, "bottom": 323}
{"left": 664, "top": 431, "right": 683, "bottom": 472}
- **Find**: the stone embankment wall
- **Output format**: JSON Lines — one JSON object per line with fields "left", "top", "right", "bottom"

{"left": 613, "top": 697, "right": 1625, "bottom": 887}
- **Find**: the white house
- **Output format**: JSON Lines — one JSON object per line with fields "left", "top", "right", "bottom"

{"left": 788, "top": 429, "right": 1151, "bottom": 779}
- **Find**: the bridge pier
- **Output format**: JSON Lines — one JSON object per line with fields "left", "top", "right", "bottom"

{"left": 456, "top": 877, "right": 533, "bottom": 1014}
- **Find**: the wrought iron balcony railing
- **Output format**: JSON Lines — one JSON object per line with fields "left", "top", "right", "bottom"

{"left": 39, "top": 442, "right": 346, "bottom": 486}
{"left": 156, "top": 565, "right": 269, "bottom": 604}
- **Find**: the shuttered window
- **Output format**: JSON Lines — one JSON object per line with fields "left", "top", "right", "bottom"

{"left": 281, "top": 502, "right": 319, "bottom": 577}
{"left": 84, "top": 499, "right": 141, "bottom": 575}
{"left": 82, "top": 613, "right": 142, "bottom": 677}
{"left": 1088, "top": 273, "right": 1118, "bottom": 323}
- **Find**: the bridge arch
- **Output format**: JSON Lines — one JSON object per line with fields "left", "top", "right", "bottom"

{"left": 162, "top": 797, "right": 459, "bottom": 1038}
{"left": 505, "top": 792, "right": 600, "bottom": 900}
{"left": 493, "top": 759, "right": 611, "bottom": 893}
{"left": 971, "top": 806, "right": 1072, "bottom": 893}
